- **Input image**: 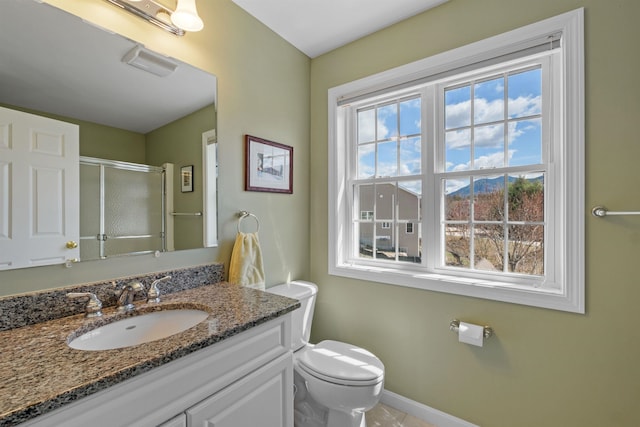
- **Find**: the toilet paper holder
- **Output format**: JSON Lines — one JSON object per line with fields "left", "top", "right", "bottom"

{"left": 449, "top": 319, "right": 494, "bottom": 339}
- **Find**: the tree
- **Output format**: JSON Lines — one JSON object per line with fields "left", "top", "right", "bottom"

{"left": 445, "top": 176, "right": 544, "bottom": 275}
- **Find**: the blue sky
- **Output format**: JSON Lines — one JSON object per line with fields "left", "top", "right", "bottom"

{"left": 357, "top": 67, "right": 543, "bottom": 195}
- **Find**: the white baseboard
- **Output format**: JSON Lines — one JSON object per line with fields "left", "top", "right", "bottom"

{"left": 380, "top": 389, "right": 479, "bottom": 427}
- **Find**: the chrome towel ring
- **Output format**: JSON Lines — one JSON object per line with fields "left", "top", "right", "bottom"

{"left": 237, "top": 210, "right": 260, "bottom": 233}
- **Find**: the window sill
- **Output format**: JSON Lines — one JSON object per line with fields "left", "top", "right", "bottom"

{"left": 329, "top": 262, "right": 583, "bottom": 313}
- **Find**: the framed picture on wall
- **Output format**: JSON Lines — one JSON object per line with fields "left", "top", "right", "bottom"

{"left": 245, "top": 135, "right": 293, "bottom": 194}
{"left": 181, "top": 165, "right": 194, "bottom": 192}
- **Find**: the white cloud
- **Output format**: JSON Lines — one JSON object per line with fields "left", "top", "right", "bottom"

{"left": 445, "top": 94, "right": 540, "bottom": 151}
{"left": 446, "top": 95, "right": 541, "bottom": 131}
{"left": 449, "top": 149, "right": 516, "bottom": 173}
{"left": 473, "top": 98, "right": 503, "bottom": 124}
{"left": 358, "top": 109, "right": 376, "bottom": 142}
{"left": 474, "top": 124, "right": 504, "bottom": 148}
{"left": 446, "top": 128, "right": 470, "bottom": 149}
{"left": 509, "top": 95, "right": 541, "bottom": 118}
{"left": 445, "top": 100, "right": 471, "bottom": 129}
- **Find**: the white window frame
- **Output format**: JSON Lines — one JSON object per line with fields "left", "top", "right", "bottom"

{"left": 328, "top": 9, "right": 584, "bottom": 313}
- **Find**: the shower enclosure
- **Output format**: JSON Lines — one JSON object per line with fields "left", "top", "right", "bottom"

{"left": 79, "top": 156, "right": 168, "bottom": 261}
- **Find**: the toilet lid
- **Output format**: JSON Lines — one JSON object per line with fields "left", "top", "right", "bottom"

{"left": 297, "top": 340, "right": 384, "bottom": 386}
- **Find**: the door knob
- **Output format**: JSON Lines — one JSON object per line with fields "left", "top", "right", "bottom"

{"left": 66, "top": 241, "right": 78, "bottom": 249}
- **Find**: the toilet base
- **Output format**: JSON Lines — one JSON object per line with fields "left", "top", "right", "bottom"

{"left": 293, "top": 370, "right": 372, "bottom": 427}
{"left": 326, "top": 408, "right": 366, "bottom": 427}
{"left": 294, "top": 401, "right": 368, "bottom": 427}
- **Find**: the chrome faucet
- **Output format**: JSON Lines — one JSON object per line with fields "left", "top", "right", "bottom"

{"left": 115, "top": 281, "right": 145, "bottom": 312}
{"left": 147, "top": 275, "right": 171, "bottom": 303}
{"left": 67, "top": 292, "right": 103, "bottom": 318}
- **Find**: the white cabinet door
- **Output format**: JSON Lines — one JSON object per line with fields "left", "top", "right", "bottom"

{"left": 187, "top": 352, "right": 293, "bottom": 427}
{"left": 0, "top": 106, "right": 79, "bottom": 269}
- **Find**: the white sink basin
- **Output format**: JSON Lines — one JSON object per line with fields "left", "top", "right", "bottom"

{"left": 68, "top": 309, "right": 209, "bottom": 351}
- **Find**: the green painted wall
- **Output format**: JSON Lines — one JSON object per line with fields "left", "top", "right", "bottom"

{"left": 79, "top": 122, "right": 145, "bottom": 164}
{"left": 309, "top": 0, "right": 640, "bottom": 426}
{"left": 0, "top": 0, "right": 310, "bottom": 296}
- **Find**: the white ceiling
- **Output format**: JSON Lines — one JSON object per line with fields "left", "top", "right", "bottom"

{"left": 231, "top": 0, "right": 449, "bottom": 58}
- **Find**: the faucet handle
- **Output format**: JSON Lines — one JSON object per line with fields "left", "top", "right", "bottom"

{"left": 67, "top": 292, "right": 103, "bottom": 318}
{"left": 147, "top": 275, "right": 171, "bottom": 303}
{"left": 115, "top": 281, "right": 145, "bottom": 312}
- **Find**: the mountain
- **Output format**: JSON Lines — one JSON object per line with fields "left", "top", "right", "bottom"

{"left": 449, "top": 175, "right": 543, "bottom": 198}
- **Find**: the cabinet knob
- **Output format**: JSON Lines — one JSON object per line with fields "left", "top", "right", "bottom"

{"left": 66, "top": 241, "right": 78, "bottom": 249}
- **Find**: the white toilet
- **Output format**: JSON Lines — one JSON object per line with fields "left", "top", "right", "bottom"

{"left": 268, "top": 281, "right": 385, "bottom": 427}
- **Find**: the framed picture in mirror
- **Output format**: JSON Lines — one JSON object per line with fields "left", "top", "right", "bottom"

{"left": 181, "top": 165, "right": 194, "bottom": 192}
{"left": 245, "top": 135, "right": 293, "bottom": 194}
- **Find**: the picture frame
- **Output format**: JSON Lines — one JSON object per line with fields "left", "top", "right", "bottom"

{"left": 245, "top": 135, "right": 293, "bottom": 194}
{"left": 181, "top": 165, "right": 194, "bottom": 193}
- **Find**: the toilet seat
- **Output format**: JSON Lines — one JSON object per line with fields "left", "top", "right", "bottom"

{"left": 297, "top": 340, "right": 384, "bottom": 386}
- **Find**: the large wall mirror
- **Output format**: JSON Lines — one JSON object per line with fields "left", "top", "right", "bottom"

{"left": 0, "top": 0, "right": 218, "bottom": 269}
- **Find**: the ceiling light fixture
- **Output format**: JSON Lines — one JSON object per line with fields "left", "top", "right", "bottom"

{"left": 104, "top": 0, "right": 204, "bottom": 36}
{"left": 171, "top": 0, "right": 204, "bottom": 32}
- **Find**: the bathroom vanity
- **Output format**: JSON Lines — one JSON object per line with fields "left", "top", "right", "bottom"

{"left": 0, "top": 267, "right": 298, "bottom": 427}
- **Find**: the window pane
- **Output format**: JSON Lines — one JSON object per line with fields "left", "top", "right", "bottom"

{"left": 376, "top": 223, "right": 394, "bottom": 256}
{"left": 508, "top": 225, "right": 544, "bottom": 275}
{"left": 508, "top": 174, "right": 544, "bottom": 222}
{"left": 377, "top": 141, "right": 397, "bottom": 177}
{"left": 473, "top": 175, "right": 504, "bottom": 221}
{"left": 358, "top": 223, "right": 374, "bottom": 259}
{"left": 508, "top": 68, "right": 541, "bottom": 119}
{"left": 445, "top": 129, "right": 470, "bottom": 171}
{"left": 400, "top": 137, "right": 421, "bottom": 175}
{"left": 399, "top": 180, "right": 422, "bottom": 220}
{"left": 377, "top": 104, "right": 397, "bottom": 139}
{"left": 357, "top": 143, "right": 375, "bottom": 179}
{"left": 400, "top": 225, "right": 421, "bottom": 264}
{"left": 444, "top": 176, "right": 469, "bottom": 200}
{"left": 474, "top": 123, "right": 504, "bottom": 169}
{"left": 445, "top": 224, "right": 470, "bottom": 268}
{"left": 357, "top": 184, "right": 374, "bottom": 219}
{"left": 474, "top": 224, "right": 505, "bottom": 271}
{"left": 399, "top": 98, "right": 421, "bottom": 136}
{"left": 474, "top": 77, "right": 504, "bottom": 124}
{"left": 358, "top": 108, "right": 375, "bottom": 143}
{"left": 508, "top": 118, "right": 542, "bottom": 166}
{"left": 376, "top": 183, "right": 394, "bottom": 220}
{"left": 445, "top": 178, "right": 470, "bottom": 221}
{"left": 445, "top": 85, "right": 471, "bottom": 129}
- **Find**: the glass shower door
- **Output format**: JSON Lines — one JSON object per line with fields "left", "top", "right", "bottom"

{"left": 103, "top": 166, "right": 164, "bottom": 258}
{"left": 79, "top": 157, "right": 165, "bottom": 261}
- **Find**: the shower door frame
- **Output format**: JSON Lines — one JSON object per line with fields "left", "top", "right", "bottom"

{"left": 80, "top": 156, "right": 166, "bottom": 260}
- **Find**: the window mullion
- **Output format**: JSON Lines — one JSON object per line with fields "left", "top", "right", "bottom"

{"left": 423, "top": 85, "right": 437, "bottom": 270}
{"left": 345, "top": 106, "right": 356, "bottom": 262}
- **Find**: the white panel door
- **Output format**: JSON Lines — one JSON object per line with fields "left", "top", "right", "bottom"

{"left": 186, "top": 353, "right": 293, "bottom": 427}
{"left": 0, "top": 106, "right": 79, "bottom": 269}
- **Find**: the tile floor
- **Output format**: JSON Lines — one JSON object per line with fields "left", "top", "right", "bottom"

{"left": 365, "top": 403, "right": 437, "bottom": 427}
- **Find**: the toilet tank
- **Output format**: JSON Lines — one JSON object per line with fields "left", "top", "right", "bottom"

{"left": 267, "top": 281, "right": 317, "bottom": 351}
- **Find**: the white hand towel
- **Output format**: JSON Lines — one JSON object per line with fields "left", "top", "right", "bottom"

{"left": 229, "top": 232, "right": 265, "bottom": 290}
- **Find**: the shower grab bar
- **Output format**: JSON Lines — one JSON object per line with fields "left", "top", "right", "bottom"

{"left": 170, "top": 212, "right": 203, "bottom": 216}
{"left": 591, "top": 206, "right": 640, "bottom": 218}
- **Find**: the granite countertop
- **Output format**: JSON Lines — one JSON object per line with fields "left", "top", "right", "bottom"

{"left": 0, "top": 282, "right": 299, "bottom": 426}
